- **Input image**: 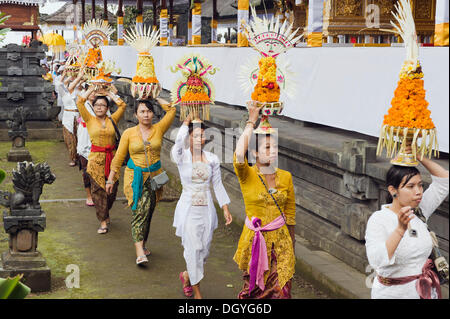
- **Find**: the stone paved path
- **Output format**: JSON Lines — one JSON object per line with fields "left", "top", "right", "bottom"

{"left": 0, "top": 141, "right": 328, "bottom": 299}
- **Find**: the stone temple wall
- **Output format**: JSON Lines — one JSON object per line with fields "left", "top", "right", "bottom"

{"left": 0, "top": 43, "right": 59, "bottom": 123}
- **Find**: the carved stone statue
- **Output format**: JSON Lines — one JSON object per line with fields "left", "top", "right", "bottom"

{"left": 6, "top": 106, "right": 32, "bottom": 162}
{"left": 6, "top": 106, "right": 29, "bottom": 133}
{"left": 0, "top": 161, "right": 55, "bottom": 292}
{"left": 0, "top": 162, "right": 55, "bottom": 210}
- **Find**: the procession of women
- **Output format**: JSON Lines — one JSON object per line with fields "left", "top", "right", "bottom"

{"left": 42, "top": 1, "right": 448, "bottom": 300}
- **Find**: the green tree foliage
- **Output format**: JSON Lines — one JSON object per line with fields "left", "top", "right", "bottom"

{"left": 123, "top": 6, "right": 155, "bottom": 32}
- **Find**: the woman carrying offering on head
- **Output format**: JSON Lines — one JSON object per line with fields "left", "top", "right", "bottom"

{"left": 76, "top": 83, "right": 126, "bottom": 234}
{"left": 365, "top": 150, "right": 449, "bottom": 299}
{"left": 233, "top": 101, "right": 296, "bottom": 299}
{"left": 107, "top": 92, "right": 176, "bottom": 266}
{"left": 172, "top": 115, "right": 232, "bottom": 299}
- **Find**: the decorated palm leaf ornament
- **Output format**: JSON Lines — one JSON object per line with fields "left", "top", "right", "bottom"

{"left": 170, "top": 55, "right": 218, "bottom": 123}
{"left": 124, "top": 25, "right": 161, "bottom": 100}
{"left": 376, "top": 0, "right": 438, "bottom": 166}
{"left": 81, "top": 19, "right": 114, "bottom": 80}
{"left": 65, "top": 43, "right": 84, "bottom": 77}
{"left": 239, "top": 6, "right": 302, "bottom": 134}
{"left": 89, "top": 60, "right": 122, "bottom": 89}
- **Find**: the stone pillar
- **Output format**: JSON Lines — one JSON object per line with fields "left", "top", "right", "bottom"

{"left": 187, "top": 0, "right": 192, "bottom": 45}
{"left": 153, "top": 0, "right": 158, "bottom": 31}
{"left": 72, "top": 0, "right": 79, "bottom": 43}
{"left": 103, "top": 0, "right": 109, "bottom": 45}
{"left": 237, "top": 0, "right": 249, "bottom": 47}
{"left": 0, "top": 162, "right": 56, "bottom": 292}
{"left": 7, "top": 107, "right": 32, "bottom": 163}
{"left": 192, "top": 1, "right": 202, "bottom": 45}
{"left": 103, "top": 0, "right": 108, "bottom": 23}
{"left": 136, "top": 0, "right": 144, "bottom": 30}
{"left": 117, "top": 0, "right": 124, "bottom": 45}
{"left": 211, "top": 0, "right": 218, "bottom": 44}
{"left": 160, "top": 0, "right": 169, "bottom": 46}
{"left": 91, "top": 0, "right": 96, "bottom": 20}
{"left": 81, "top": 0, "right": 86, "bottom": 44}
{"left": 169, "top": 0, "right": 174, "bottom": 45}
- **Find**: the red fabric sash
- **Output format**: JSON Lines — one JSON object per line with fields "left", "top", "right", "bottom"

{"left": 377, "top": 259, "right": 442, "bottom": 299}
{"left": 77, "top": 117, "right": 86, "bottom": 128}
{"left": 90, "top": 144, "right": 115, "bottom": 177}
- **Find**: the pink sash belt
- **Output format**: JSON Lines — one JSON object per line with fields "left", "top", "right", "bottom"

{"left": 377, "top": 259, "right": 442, "bottom": 299}
{"left": 245, "top": 215, "right": 285, "bottom": 292}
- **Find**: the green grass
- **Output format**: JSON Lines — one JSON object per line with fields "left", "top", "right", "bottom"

{"left": 0, "top": 140, "right": 60, "bottom": 192}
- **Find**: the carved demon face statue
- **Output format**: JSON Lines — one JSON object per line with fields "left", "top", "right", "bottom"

{"left": 37, "top": 162, "right": 56, "bottom": 185}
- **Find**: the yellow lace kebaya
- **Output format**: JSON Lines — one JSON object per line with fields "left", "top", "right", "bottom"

{"left": 76, "top": 96, "right": 126, "bottom": 189}
{"left": 110, "top": 103, "right": 176, "bottom": 206}
{"left": 233, "top": 153, "right": 296, "bottom": 289}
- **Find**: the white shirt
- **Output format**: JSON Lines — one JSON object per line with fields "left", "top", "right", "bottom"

{"left": 76, "top": 100, "right": 95, "bottom": 159}
{"left": 54, "top": 76, "right": 64, "bottom": 122}
{"left": 171, "top": 124, "right": 230, "bottom": 247}
{"left": 365, "top": 175, "right": 449, "bottom": 299}
{"left": 61, "top": 86, "right": 79, "bottom": 134}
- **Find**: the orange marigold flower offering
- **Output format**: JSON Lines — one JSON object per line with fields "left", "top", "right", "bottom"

{"left": 376, "top": 0, "right": 439, "bottom": 165}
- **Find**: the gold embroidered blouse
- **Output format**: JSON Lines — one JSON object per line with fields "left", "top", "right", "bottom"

{"left": 76, "top": 96, "right": 126, "bottom": 189}
{"left": 110, "top": 103, "right": 176, "bottom": 206}
{"left": 233, "top": 153, "right": 296, "bottom": 289}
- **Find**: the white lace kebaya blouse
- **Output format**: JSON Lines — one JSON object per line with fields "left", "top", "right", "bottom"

{"left": 365, "top": 175, "right": 449, "bottom": 299}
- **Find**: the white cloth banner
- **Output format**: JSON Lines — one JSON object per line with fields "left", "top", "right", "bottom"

{"left": 160, "top": 17, "right": 169, "bottom": 38}
{"left": 192, "top": 15, "right": 201, "bottom": 36}
{"left": 238, "top": 9, "right": 249, "bottom": 34}
{"left": 307, "top": 0, "right": 324, "bottom": 33}
{"left": 117, "top": 23, "right": 123, "bottom": 40}
{"left": 102, "top": 46, "right": 450, "bottom": 152}
{"left": 436, "top": 0, "right": 449, "bottom": 24}
{"left": 169, "top": 26, "right": 173, "bottom": 41}
{"left": 211, "top": 27, "right": 217, "bottom": 43}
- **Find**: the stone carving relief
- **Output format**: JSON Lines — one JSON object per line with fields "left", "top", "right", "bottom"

{"left": 335, "top": 0, "right": 362, "bottom": 16}
{"left": 415, "top": 0, "right": 432, "bottom": 19}
{"left": 377, "top": 0, "right": 396, "bottom": 16}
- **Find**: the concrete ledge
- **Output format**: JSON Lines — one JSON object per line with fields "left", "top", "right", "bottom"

{"left": 294, "top": 235, "right": 449, "bottom": 299}
{"left": 294, "top": 235, "right": 369, "bottom": 299}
